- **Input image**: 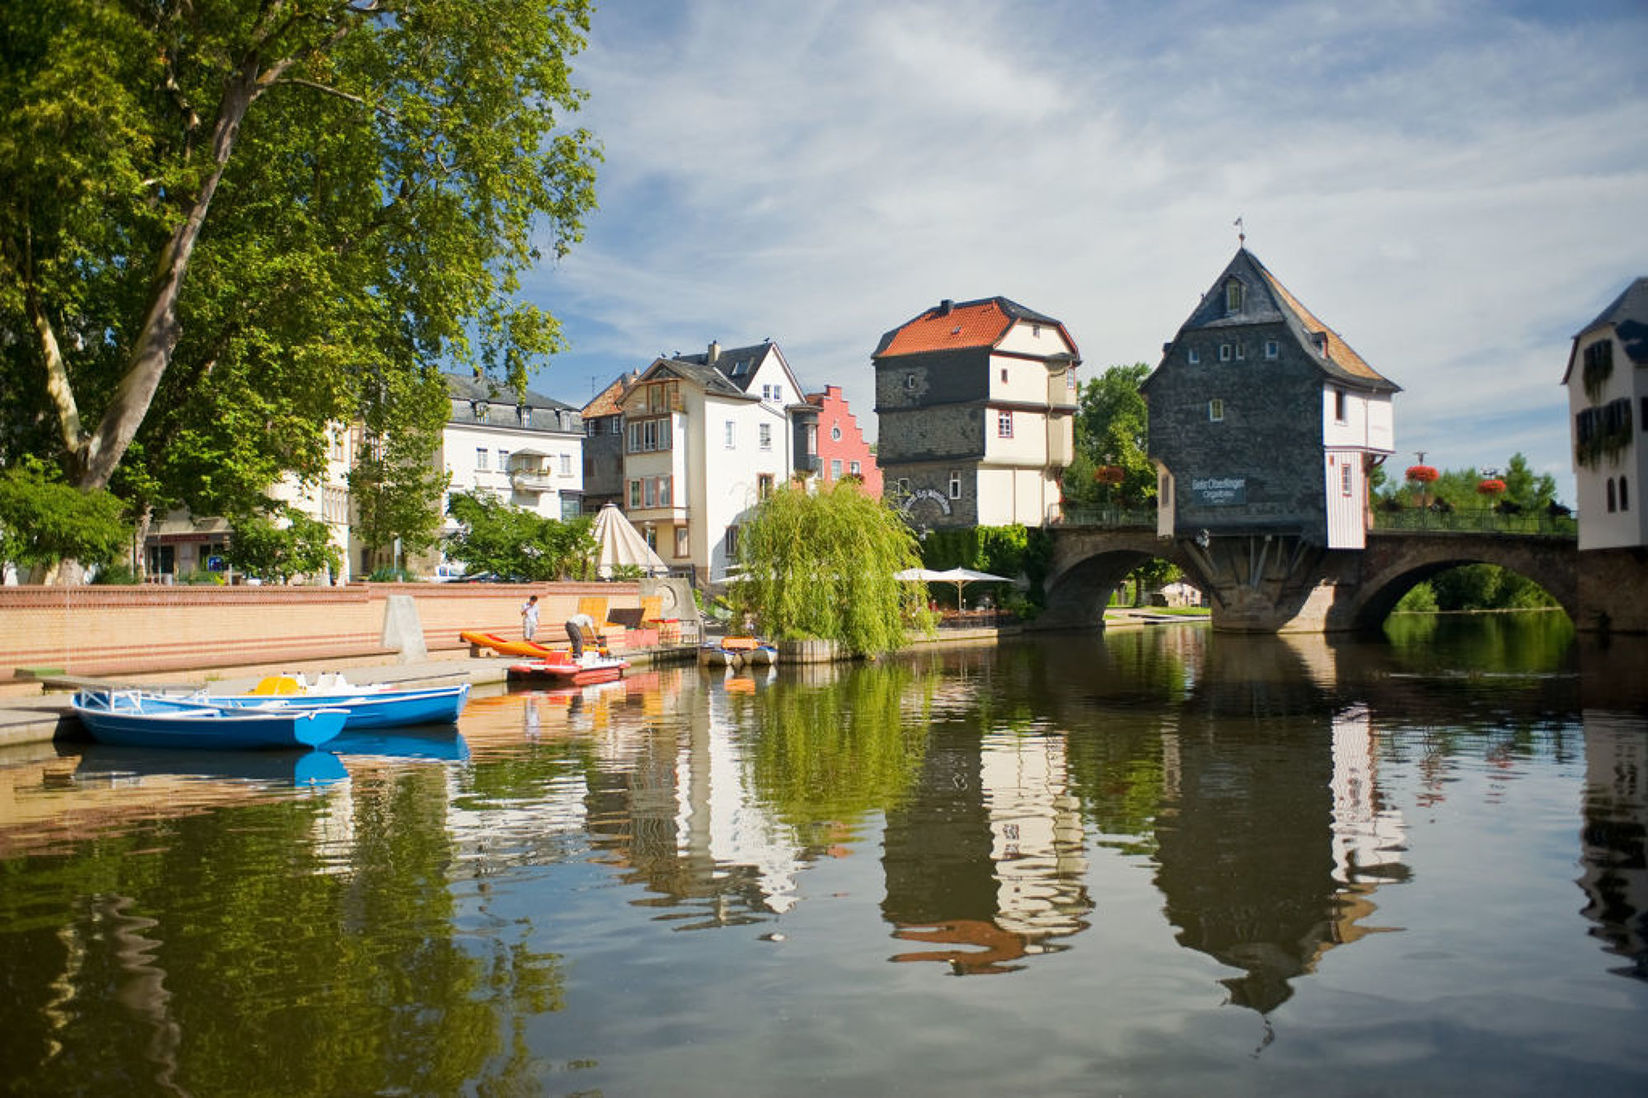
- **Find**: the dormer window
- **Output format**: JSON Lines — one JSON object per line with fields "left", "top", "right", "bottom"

{"left": 473, "top": 400, "right": 489, "bottom": 422}
{"left": 1225, "top": 280, "right": 1244, "bottom": 314}
{"left": 518, "top": 405, "right": 532, "bottom": 427}
{"left": 731, "top": 358, "right": 750, "bottom": 376}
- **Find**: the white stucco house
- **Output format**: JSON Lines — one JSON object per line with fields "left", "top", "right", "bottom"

{"left": 1564, "top": 277, "right": 1647, "bottom": 550}
{"left": 617, "top": 341, "right": 803, "bottom": 586}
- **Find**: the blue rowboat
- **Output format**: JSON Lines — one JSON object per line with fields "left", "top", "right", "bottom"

{"left": 200, "top": 680, "right": 471, "bottom": 730}
{"left": 72, "top": 690, "right": 347, "bottom": 750}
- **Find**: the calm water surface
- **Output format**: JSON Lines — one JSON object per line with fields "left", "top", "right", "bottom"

{"left": 2, "top": 614, "right": 1645, "bottom": 1097}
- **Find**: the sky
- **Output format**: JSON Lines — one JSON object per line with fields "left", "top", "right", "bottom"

{"left": 522, "top": 0, "right": 1648, "bottom": 498}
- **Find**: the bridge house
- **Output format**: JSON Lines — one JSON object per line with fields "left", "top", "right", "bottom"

{"left": 872, "top": 297, "right": 1080, "bottom": 530}
{"left": 1143, "top": 249, "right": 1399, "bottom": 551}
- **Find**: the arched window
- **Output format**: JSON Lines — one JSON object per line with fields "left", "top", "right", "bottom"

{"left": 1622, "top": 475, "right": 1631, "bottom": 512}
{"left": 1606, "top": 477, "right": 1617, "bottom": 513}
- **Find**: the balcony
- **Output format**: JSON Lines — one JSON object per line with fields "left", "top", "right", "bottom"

{"left": 510, "top": 469, "right": 556, "bottom": 493}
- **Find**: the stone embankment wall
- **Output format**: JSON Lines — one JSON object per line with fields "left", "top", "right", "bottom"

{"left": 0, "top": 582, "right": 644, "bottom": 682}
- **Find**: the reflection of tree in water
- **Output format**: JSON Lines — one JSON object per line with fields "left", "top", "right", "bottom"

{"left": 0, "top": 766, "right": 563, "bottom": 1096}
{"left": 1578, "top": 710, "right": 1648, "bottom": 981}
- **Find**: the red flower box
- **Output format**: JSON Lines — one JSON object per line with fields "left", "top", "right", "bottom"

{"left": 1405, "top": 465, "right": 1439, "bottom": 483}
{"left": 1093, "top": 465, "right": 1125, "bottom": 485}
{"left": 1476, "top": 478, "right": 1507, "bottom": 495}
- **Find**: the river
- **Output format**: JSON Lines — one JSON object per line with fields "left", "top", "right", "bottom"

{"left": 1, "top": 613, "right": 1644, "bottom": 1097}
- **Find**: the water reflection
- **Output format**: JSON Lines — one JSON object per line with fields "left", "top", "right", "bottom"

{"left": 1579, "top": 708, "right": 1648, "bottom": 980}
{"left": 3, "top": 619, "right": 1647, "bottom": 1096}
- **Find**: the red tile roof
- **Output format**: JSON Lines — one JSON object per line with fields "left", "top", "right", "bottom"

{"left": 875, "top": 300, "right": 1016, "bottom": 358}
{"left": 1253, "top": 262, "right": 1389, "bottom": 386}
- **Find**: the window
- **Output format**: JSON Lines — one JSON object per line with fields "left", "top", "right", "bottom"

{"left": 724, "top": 526, "right": 740, "bottom": 557}
{"left": 474, "top": 400, "right": 489, "bottom": 422}
{"left": 498, "top": 449, "right": 510, "bottom": 470}
{"left": 850, "top": 460, "right": 862, "bottom": 476}
{"left": 675, "top": 527, "right": 690, "bottom": 558}
{"left": 905, "top": 373, "right": 917, "bottom": 390}
{"left": 560, "top": 453, "right": 572, "bottom": 476}
{"left": 1219, "top": 344, "right": 1232, "bottom": 362}
{"left": 897, "top": 478, "right": 911, "bottom": 495}
{"left": 1265, "top": 340, "right": 1280, "bottom": 360}
{"left": 831, "top": 423, "right": 842, "bottom": 441}
{"left": 1234, "top": 342, "right": 1245, "bottom": 360}
{"left": 724, "top": 421, "right": 736, "bottom": 449}
{"left": 611, "top": 417, "right": 624, "bottom": 435}
{"left": 758, "top": 473, "right": 774, "bottom": 500}
{"left": 519, "top": 406, "right": 532, "bottom": 427}
{"left": 1341, "top": 463, "right": 1353, "bottom": 497}
{"left": 643, "top": 478, "right": 655, "bottom": 507}
{"left": 658, "top": 476, "right": 672, "bottom": 506}
{"left": 806, "top": 424, "right": 818, "bottom": 455}
{"left": 1209, "top": 399, "right": 1224, "bottom": 422}
{"left": 1032, "top": 324, "right": 1042, "bottom": 338}
{"left": 949, "top": 470, "right": 961, "bottom": 499}
{"left": 998, "top": 410, "right": 1013, "bottom": 438}
{"left": 831, "top": 458, "right": 843, "bottom": 480}
{"left": 759, "top": 423, "right": 772, "bottom": 451}
{"left": 586, "top": 419, "right": 599, "bottom": 437}
{"left": 1001, "top": 367, "right": 1009, "bottom": 383}
{"left": 629, "top": 479, "right": 642, "bottom": 508}
{"left": 761, "top": 383, "right": 782, "bottom": 402}
{"left": 1334, "top": 388, "right": 1347, "bottom": 423}
{"left": 644, "top": 526, "right": 658, "bottom": 550}
{"left": 732, "top": 358, "right": 750, "bottom": 376}
{"left": 1187, "top": 347, "right": 1200, "bottom": 365}
{"left": 475, "top": 447, "right": 489, "bottom": 470}
{"left": 1623, "top": 476, "right": 1631, "bottom": 512}
{"left": 1225, "top": 279, "right": 1244, "bottom": 313}
{"left": 1607, "top": 477, "right": 1617, "bottom": 513}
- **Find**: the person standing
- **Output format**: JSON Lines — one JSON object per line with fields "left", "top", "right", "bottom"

{"left": 521, "top": 595, "right": 540, "bottom": 642}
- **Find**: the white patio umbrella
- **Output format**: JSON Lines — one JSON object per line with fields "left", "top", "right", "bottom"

{"left": 589, "top": 503, "right": 670, "bottom": 578}
{"left": 895, "top": 566, "right": 1011, "bottom": 607}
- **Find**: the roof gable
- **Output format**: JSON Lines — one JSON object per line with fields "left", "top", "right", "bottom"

{"left": 1563, "top": 276, "right": 1648, "bottom": 382}
{"left": 443, "top": 372, "right": 577, "bottom": 412}
{"left": 1165, "top": 250, "right": 1399, "bottom": 393}
{"left": 873, "top": 297, "right": 1077, "bottom": 361}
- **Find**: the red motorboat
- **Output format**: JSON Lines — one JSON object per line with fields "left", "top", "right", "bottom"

{"left": 507, "top": 653, "right": 631, "bottom": 686}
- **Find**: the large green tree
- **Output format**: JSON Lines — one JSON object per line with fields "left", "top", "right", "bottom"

{"left": 444, "top": 490, "right": 593, "bottom": 581}
{"left": 1064, "top": 362, "right": 1155, "bottom": 509}
{"left": 1, "top": 0, "right": 599, "bottom": 577}
{"left": 730, "top": 481, "right": 933, "bottom": 655}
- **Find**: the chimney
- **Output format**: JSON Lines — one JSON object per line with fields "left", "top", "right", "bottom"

{"left": 707, "top": 340, "right": 721, "bottom": 364}
{"left": 938, "top": 299, "right": 954, "bottom": 316}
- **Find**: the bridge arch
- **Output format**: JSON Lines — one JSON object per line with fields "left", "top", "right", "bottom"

{"left": 1040, "top": 529, "right": 1204, "bottom": 629}
{"left": 1347, "top": 532, "right": 1578, "bottom": 630}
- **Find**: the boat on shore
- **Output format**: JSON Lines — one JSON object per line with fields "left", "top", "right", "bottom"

{"left": 508, "top": 654, "right": 630, "bottom": 686}
{"left": 195, "top": 675, "right": 470, "bottom": 730}
{"left": 698, "top": 636, "right": 777, "bottom": 670}
{"left": 72, "top": 689, "right": 348, "bottom": 750}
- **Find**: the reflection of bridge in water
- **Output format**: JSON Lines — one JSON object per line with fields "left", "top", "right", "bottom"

{"left": 1040, "top": 516, "right": 1580, "bottom": 634}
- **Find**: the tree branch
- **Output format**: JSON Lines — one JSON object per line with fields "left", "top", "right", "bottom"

{"left": 269, "top": 77, "right": 396, "bottom": 119}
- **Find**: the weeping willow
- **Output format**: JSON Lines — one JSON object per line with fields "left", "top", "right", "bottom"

{"left": 730, "top": 481, "right": 933, "bottom": 655}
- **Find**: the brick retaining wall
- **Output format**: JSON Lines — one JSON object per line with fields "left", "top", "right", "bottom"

{"left": 0, "top": 581, "right": 645, "bottom": 680}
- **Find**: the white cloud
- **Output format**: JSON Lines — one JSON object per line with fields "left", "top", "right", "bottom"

{"left": 523, "top": 0, "right": 1648, "bottom": 499}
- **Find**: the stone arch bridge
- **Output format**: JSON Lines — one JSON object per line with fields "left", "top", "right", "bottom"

{"left": 1038, "top": 523, "right": 1581, "bottom": 633}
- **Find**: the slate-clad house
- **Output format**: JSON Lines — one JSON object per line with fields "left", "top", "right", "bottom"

{"left": 1563, "top": 276, "right": 1647, "bottom": 550}
{"left": 873, "top": 297, "right": 1079, "bottom": 529}
{"left": 1143, "top": 249, "right": 1398, "bottom": 550}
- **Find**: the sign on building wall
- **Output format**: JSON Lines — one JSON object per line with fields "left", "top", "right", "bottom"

{"left": 1191, "top": 476, "right": 1247, "bottom": 506}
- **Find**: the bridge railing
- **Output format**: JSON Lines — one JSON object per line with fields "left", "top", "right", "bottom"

{"left": 1059, "top": 506, "right": 1158, "bottom": 529}
{"left": 1370, "top": 508, "right": 1577, "bottom": 537}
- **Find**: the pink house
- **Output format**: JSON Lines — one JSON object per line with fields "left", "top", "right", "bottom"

{"left": 801, "top": 385, "right": 881, "bottom": 496}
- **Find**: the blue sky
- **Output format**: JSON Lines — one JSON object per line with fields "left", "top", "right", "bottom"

{"left": 522, "top": 0, "right": 1648, "bottom": 497}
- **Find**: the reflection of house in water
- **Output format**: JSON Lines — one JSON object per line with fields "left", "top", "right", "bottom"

{"left": 882, "top": 724, "right": 1091, "bottom": 975}
{"left": 1154, "top": 637, "right": 1404, "bottom": 1013}
{"left": 1577, "top": 710, "right": 1648, "bottom": 980}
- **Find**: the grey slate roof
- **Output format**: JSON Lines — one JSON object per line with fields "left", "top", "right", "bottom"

{"left": 1162, "top": 249, "right": 1400, "bottom": 393}
{"left": 1573, "top": 276, "right": 1648, "bottom": 368}
{"left": 443, "top": 372, "right": 578, "bottom": 413}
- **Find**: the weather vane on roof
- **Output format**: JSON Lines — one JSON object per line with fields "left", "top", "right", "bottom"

{"left": 1234, "top": 216, "right": 1245, "bottom": 247}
